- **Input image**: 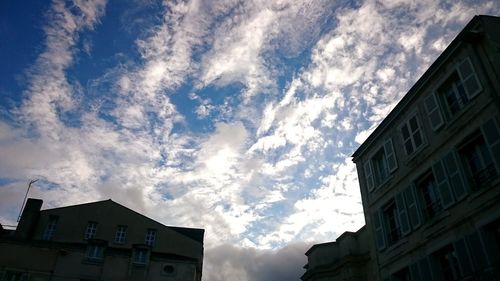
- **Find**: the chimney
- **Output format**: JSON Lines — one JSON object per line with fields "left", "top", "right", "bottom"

{"left": 16, "top": 198, "right": 43, "bottom": 240}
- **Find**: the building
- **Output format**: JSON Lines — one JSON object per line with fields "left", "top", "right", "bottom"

{"left": 0, "top": 198, "right": 204, "bottom": 281}
{"left": 352, "top": 15, "right": 500, "bottom": 280}
{"left": 301, "top": 226, "right": 372, "bottom": 281}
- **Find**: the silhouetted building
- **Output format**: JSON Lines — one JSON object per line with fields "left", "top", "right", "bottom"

{"left": 0, "top": 198, "right": 204, "bottom": 281}
{"left": 301, "top": 226, "right": 372, "bottom": 281}
{"left": 352, "top": 15, "right": 500, "bottom": 280}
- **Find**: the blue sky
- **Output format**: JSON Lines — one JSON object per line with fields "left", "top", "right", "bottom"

{"left": 1, "top": 0, "right": 499, "bottom": 280}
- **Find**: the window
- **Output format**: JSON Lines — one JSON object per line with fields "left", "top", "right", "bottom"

{"left": 42, "top": 215, "right": 58, "bottom": 240}
{"left": 145, "top": 229, "right": 156, "bottom": 246}
{"left": 401, "top": 115, "right": 424, "bottom": 155}
{"left": 2, "top": 271, "right": 29, "bottom": 281}
{"left": 383, "top": 200, "right": 401, "bottom": 245}
{"left": 436, "top": 58, "right": 482, "bottom": 119}
{"left": 115, "top": 225, "right": 127, "bottom": 244}
{"left": 459, "top": 131, "right": 497, "bottom": 190}
{"left": 86, "top": 244, "right": 104, "bottom": 260}
{"left": 416, "top": 171, "right": 442, "bottom": 220}
{"left": 373, "top": 193, "right": 411, "bottom": 251}
{"left": 392, "top": 267, "right": 411, "bottom": 281}
{"left": 434, "top": 245, "right": 461, "bottom": 281}
{"left": 438, "top": 73, "right": 469, "bottom": 117}
{"left": 365, "top": 138, "right": 397, "bottom": 191}
{"left": 133, "top": 248, "right": 149, "bottom": 265}
{"left": 85, "top": 222, "right": 98, "bottom": 240}
{"left": 163, "top": 264, "right": 176, "bottom": 275}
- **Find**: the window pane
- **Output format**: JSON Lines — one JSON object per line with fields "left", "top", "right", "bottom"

{"left": 402, "top": 125, "right": 410, "bottom": 140}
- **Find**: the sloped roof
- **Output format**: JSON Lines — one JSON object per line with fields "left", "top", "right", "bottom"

{"left": 39, "top": 198, "right": 204, "bottom": 244}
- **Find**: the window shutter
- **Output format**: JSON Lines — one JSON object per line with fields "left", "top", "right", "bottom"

{"left": 478, "top": 228, "right": 500, "bottom": 266}
{"left": 20, "top": 273, "right": 30, "bottom": 281}
{"left": 457, "top": 57, "right": 482, "bottom": 99}
{"left": 395, "top": 192, "right": 411, "bottom": 235}
{"left": 424, "top": 93, "right": 444, "bottom": 131}
{"left": 384, "top": 138, "right": 398, "bottom": 173}
{"left": 372, "top": 209, "right": 386, "bottom": 251}
{"left": 418, "top": 257, "right": 434, "bottom": 281}
{"left": 410, "top": 262, "right": 422, "bottom": 281}
{"left": 364, "top": 161, "right": 375, "bottom": 192}
{"left": 481, "top": 118, "right": 500, "bottom": 173}
{"left": 466, "top": 231, "right": 488, "bottom": 271}
{"left": 442, "top": 150, "right": 468, "bottom": 201}
{"left": 432, "top": 159, "right": 455, "bottom": 209}
{"left": 454, "top": 238, "right": 474, "bottom": 278}
{"left": 404, "top": 184, "right": 421, "bottom": 229}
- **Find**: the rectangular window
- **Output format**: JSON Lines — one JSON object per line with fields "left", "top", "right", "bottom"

{"left": 2, "top": 271, "right": 29, "bottom": 281}
{"left": 458, "top": 131, "right": 497, "bottom": 190}
{"left": 86, "top": 244, "right": 104, "bottom": 260}
{"left": 416, "top": 171, "right": 442, "bottom": 220}
{"left": 145, "top": 229, "right": 156, "bottom": 246}
{"left": 42, "top": 215, "right": 58, "bottom": 240}
{"left": 85, "top": 222, "right": 98, "bottom": 240}
{"left": 437, "top": 58, "right": 482, "bottom": 119}
{"left": 438, "top": 72, "right": 469, "bottom": 117}
{"left": 114, "top": 225, "right": 127, "bottom": 244}
{"left": 383, "top": 199, "right": 401, "bottom": 245}
{"left": 133, "top": 248, "right": 149, "bottom": 265}
{"left": 401, "top": 115, "right": 424, "bottom": 155}
{"left": 365, "top": 138, "right": 397, "bottom": 191}
{"left": 434, "top": 244, "right": 461, "bottom": 281}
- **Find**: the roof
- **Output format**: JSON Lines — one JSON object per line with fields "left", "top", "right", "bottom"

{"left": 39, "top": 198, "right": 204, "bottom": 244}
{"left": 351, "top": 15, "right": 497, "bottom": 161}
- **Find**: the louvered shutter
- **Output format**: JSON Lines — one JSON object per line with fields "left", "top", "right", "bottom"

{"left": 395, "top": 192, "right": 411, "bottom": 235}
{"left": 442, "top": 150, "right": 468, "bottom": 201}
{"left": 424, "top": 93, "right": 444, "bottom": 131}
{"left": 478, "top": 228, "right": 500, "bottom": 265}
{"left": 481, "top": 118, "right": 500, "bottom": 173}
{"left": 364, "top": 160, "right": 375, "bottom": 192}
{"left": 373, "top": 209, "right": 386, "bottom": 250}
{"left": 457, "top": 57, "right": 482, "bottom": 99}
{"left": 410, "top": 262, "right": 422, "bottom": 281}
{"left": 466, "top": 231, "right": 488, "bottom": 271}
{"left": 385, "top": 138, "right": 398, "bottom": 173}
{"left": 418, "top": 257, "right": 434, "bottom": 281}
{"left": 404, "top": 184, "right": 421, "bottom": 229}
{"left": 454, "top": 238, "right": 474, "bottom": 278}
{"left": 433, "top": 159, "right": 455, "bottom": 209}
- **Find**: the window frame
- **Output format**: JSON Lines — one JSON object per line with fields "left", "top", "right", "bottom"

{"left": 86, "top": 244, "right": 105, "bottom": 261}
{"left": 42, "top": 215, "right": 58, "bottom": 241}
{"left": 133, "top": 247, "right": 150, "bottom": 265}
{"left": 434, "top": 57, "right": 482, "bottom": 122}
{"left": 145, "top": 229, "right": 157, "bottom": 246}
{"left": 85, "top": 221, "right": 98, "bottom": 240}
{"left": 364, "top": 138, "right": 398, "bottom": 192}
{"left": 399, "top": 113, "right": 425, "bottom": 156}
{"left": 114, "top": 225, "right": 128, "bottom": 244}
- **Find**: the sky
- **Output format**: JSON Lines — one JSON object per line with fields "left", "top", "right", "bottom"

{"left": 0, "top": 0, "right": 499, "bottom": 280}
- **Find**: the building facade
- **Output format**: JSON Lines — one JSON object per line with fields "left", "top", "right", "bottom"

{"left": 301, "top": 226, "right": 372, "bottom": 281}
{"left": 0, "top": 198, "right": 204, "bottom": 281}
{"left": 352, "top": 15, "right": 500, "bottom": 281}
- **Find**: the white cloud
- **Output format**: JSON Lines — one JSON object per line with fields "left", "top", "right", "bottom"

{"left": 2, "top": 2, "right": 500, "bottom": 281}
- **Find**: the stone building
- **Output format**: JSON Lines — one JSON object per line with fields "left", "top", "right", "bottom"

{"left": 301, "top": 226, "right": 372, "bottom": 281}
{"left": 352, "top": 15, "right": 500, "bottom": 280}
{"left": 0, "top": 198, "right": 204, "bottom": 281}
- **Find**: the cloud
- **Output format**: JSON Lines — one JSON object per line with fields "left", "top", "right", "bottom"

{"left": 204, "top": 242, "right": 310, "bottom": 281}
{"left": 2, "top": 1, "right": 500, "bottom": 281}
